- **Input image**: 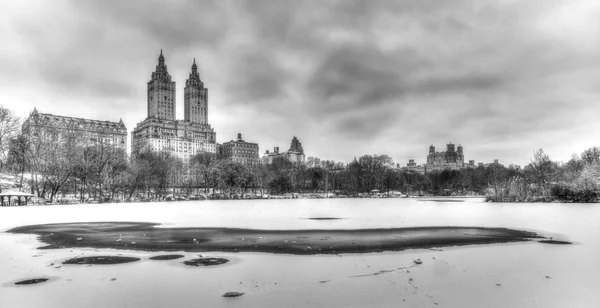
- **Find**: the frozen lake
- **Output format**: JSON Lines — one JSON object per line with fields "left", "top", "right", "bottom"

{"left": 1, "top": 198, "right": 599, "bottom": 307}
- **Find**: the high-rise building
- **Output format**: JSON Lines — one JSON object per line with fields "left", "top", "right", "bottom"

{"left": 22, "top": 107, "right": 127, "bottom": 150}
{"left": 132, "top": 51, "right": 217, "bottom": 161}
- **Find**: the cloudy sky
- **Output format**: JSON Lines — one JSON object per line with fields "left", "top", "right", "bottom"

{"left": 2, "top": 0, "right": 600, "bottom": 166}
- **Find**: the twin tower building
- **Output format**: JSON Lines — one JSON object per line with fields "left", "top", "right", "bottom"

{"left": 132, "top": 51, "right": 304, "bottom": 165}
{"left": 131, "top": 50, "right": 218, "bottom": 160}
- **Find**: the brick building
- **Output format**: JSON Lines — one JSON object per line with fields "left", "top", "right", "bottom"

{"left": 217, "top": 133, "right": 259, "bottom": 166}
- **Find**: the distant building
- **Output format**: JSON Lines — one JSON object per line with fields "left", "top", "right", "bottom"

{"left": 403, "top": 142, "right": 476, "bottom": 173}
{"left": 131, "top": 51, "right": 217, "bottom": 162}
{"left": 481, "top": 159, "right": 504, "bottom": 168}
{"left": 262, "top": 146, "right": 281, "bottom": 164}
{"left": 286, "top": 136, "right": 305, "bottom": 163}
{"left": 217, "top": 133, "right": 260, "bottom": 166}
{"left": 403, "top": 159, "right": 426, "bottom": 173}
{"left": 404, "top": 160, "right": 426, "bottom": 174}
{"left": 426, "top": 143, "right": 465, "bottom": 170}
{"left": 262, "top": 136, "right": 306, "bottom": 164}
{"left": 22, "top": 108, "right": 127, "bottom": 150}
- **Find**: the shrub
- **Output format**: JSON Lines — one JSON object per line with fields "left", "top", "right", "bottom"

{"left": 550, "top": 183, "right": 598, "bottom": 203}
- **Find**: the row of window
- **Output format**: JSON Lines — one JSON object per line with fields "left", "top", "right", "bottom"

{"left": 41, "top": 117, "right": 121, "bottom": 128}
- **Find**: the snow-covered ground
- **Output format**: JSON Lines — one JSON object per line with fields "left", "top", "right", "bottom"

{"left": 0, "top": 172, "right": 31, "bottom": 192}
{"left": 1, "top": 199, "right": 599, "bottom": 307}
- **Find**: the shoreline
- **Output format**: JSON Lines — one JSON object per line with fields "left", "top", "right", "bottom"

{"left": 8, "top": 222, "right": 545, "bottom": 255}
{"left": 2, "top": 194, "right": 489, "bottom": 207}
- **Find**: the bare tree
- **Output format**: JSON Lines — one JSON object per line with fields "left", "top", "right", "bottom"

{"left": 526, "top": 149, "right": 555, "bottom": 196}
{"left": 250, "top": 162, "right": 271, "bottom": 196}
{"left": 6, "top": 135, "right": 29, "bottom": 190}
{"left": 190, "top": 152, "right": 217, "bottom": 195}
{"left": 581, "top": 147, "right": 600, "bottom": 165}
{"left": 0, "top": 105, "right": 20, "bottom": 170}
{"left": 578, "top": 162, "right": 600, "bottom": 189}
{"left": 29, "top": 128, "right": 79, "bottom": 201}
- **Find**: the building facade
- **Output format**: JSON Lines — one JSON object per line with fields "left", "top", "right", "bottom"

{"left": 132, "top": 51, "right": 217, "bottom": 162}
{"left": 404, "top": 143, "right": 475, "bottom": 174}
{"left": 217, "top": 133, "right": 259, "bottom": 166}
{"left": 426, "top": 143, "right": 465, "bottom": 170}
{"left": 262, "top": 136, "right": 306, "bottom": 164}
{"left": 22, "top": 108, "right": 127, "bottom": 149}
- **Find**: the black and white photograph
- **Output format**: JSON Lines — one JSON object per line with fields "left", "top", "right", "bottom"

{"left": 1, "top": 0, "right": 599, "bottom": 307}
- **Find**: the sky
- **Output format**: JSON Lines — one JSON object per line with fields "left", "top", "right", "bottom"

{"left": 1, "top": 0, "right": 600, "bottom": 167}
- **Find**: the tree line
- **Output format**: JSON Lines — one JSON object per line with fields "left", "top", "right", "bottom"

{"left": 2, "top": 105, "right": 600, "bottom": 203}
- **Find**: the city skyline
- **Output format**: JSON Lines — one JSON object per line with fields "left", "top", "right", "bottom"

{"left": 3, "top": 0, "right": 600, "bottom": 166}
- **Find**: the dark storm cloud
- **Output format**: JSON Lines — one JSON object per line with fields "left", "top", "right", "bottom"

{"left": 5, "top": 2, "right": 142, "bottom": 103}
{"left": 334, "top": 107, "right": 400, "bottom": 138}
{"left": 34, "top": 61, "right": 135, "bottom": 99}
{"left": 70, "top": 0, "right": 228, "bottom": 50}
{"left": 309, "top": 45, "right": 422, "bottom": 109}
{"left": 227, "top": 51, "right": 291, "bottom": 102}
{"left": 308, "top": 42, "right": 508, "bottom": 110}
{"left": 414, "top": 73, "right": 506, "bottom": 95}
{"left": 240, "top": 0, "right": 310, "bottom": 45}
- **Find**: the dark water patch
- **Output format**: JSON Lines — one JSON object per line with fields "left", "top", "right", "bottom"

{"left": 15, "top": 278, "right": 49, "bottom": 285}
{"left": 63, "top": 256, "right": 140, "bottom": 265}
{"left": 538, "top": 240, "right": 572, "bottom": 245}
{"left": 222, "top": 291, "right": 244, "bottom": 298}
{"left": 420, "top": 199, "right": 465, "bottom": 203}
{"left": 183, "top": 257, "right": 229, "bottom": 267}
{"left": 9, "top": 222, "right": 547, "bottom": 255}
{"left": 149, "top": 254, "right": 185, "bottom": 260}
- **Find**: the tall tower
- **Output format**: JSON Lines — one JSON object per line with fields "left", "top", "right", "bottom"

{"left": 457, "top": 144, "right": 464, "bottom": 165}
{"left": 184, "top": 58, "right": 208, "bottom": 124}
{"left": 288, "top": 136, "right": 304, "bottom": 154}
{"left": 427, "top": 144, "right": 436, "bottom": 165}
{"left": 147, "top": 50, "right": 176, "bottom": 120}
